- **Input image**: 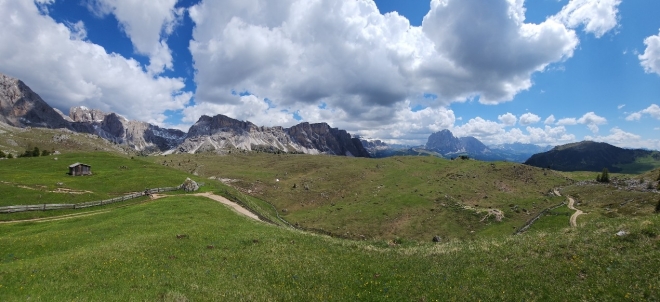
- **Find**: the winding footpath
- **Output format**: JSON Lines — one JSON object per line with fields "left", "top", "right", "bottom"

{"left": 554, "top": 189, "right": 585, "bottom": 227}
{"left": 567, "top": 196, "right": 584, "bottom": 228}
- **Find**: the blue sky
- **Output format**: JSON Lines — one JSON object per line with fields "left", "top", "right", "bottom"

{"left": 1, "top": 0, "right": 659, "bottom": 149}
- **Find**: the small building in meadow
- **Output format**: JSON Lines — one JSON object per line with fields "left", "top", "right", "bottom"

{"left": 69, "top": 163, "right": 92, "bottom": 176}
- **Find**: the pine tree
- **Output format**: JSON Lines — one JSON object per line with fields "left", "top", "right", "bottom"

{"left": 656, "top": 197, "right": 660, "bottom": 213}
{"left": 599, "top": 168, "right": 610, "bottom": 183}
{"left": 32, "top": 147, "right": 40, "bottom": 157}
{"left": 0, "top": 150, "right": 5, "bottom": 158}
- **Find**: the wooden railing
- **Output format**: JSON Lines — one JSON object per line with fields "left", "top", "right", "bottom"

{"left": 0, "top": 186, "right": 181, "bottom": 214}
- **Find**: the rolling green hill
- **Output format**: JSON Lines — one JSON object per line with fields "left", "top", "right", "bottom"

{"left": 153, "top": 153, "right": 576, "bottom": 241}
{"left": 525, "top": 141, "right": 660, "bottom": 173}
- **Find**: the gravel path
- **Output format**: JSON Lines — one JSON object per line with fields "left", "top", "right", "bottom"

{"left": 567, "top": 196, "right": 585, "bottom": 227}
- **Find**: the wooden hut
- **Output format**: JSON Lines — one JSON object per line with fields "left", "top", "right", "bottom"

{"left": 69, "top": 163, "right": 92, "bottom": 176}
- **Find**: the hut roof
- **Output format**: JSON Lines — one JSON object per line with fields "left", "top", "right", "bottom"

{"left": 69, "top": 163, "right": 91, "bottom": 168}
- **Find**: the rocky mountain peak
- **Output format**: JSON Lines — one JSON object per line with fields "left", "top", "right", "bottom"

{"left": 0, "top": 73, "right": 69, "bottom": 129}
{"left": 425, "top": 129, "right": 463, "bottom": 154}
{"left": 177, "top": 114, "right": 369, "bottom": 157}
{"left": 69, "top": 106, "right": 109, "bottom": 123}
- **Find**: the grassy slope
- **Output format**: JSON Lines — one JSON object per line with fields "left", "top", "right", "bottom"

{"left": 0, "top": 123, "right": 130, "bottom": 156}
{"left": 0, "top": 152, "right": 209, "bottom": 220}
{"left": 615, "top": 154, "right": 660, "bottom": 174}
{"left": 1, "top": 196, "right": 659, "bottom": 301}
{"left": 153, "top": 153, "right": 572, "bottom": 241}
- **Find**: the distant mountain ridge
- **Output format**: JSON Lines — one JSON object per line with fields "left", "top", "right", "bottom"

{"left": 524, "top": 141, "right": 660, "bottom": 172}
{"left": 359, "top": 131, "right": 551, "bottom": 162}
{"left": 68, "top": 106, "right": 186, "bottom": 152}
{"left": 0, "top": 72, "right": 368, "bottom": 157}
{"left": 177, "top": 114, "right": 369, "bottom": 156}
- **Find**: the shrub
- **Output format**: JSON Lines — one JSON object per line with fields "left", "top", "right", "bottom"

{"left": 7, "top": 153, "right": 13, "bottom": 159}
{"left": 656, "top": 198, "right": 660, "bottom": 213}
{"left": 597, "top": 168, "right": 610, "bottom": 183}
{"left": 0, "top": 150, "right": 5, "bottom": 158}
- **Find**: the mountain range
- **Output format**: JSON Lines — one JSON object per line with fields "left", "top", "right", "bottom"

{"left": 362, "top": 130, "right": 552, "bottom": 162}
{"left": 4, "top": 71, "right": 658, "bottom": 171}
{"left": 0, "top": 73, "right": 368, "bottom": 157}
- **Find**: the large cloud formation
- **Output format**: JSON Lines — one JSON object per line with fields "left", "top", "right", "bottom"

{"left": 0, "top": 0, "right": 623, "bottom": 145}
{"left": 189, "top": 0, "right": 579, "bottom": 108}
{"left": 186, "top": 0, "right": 619, "bottom": 144}
{"left": 0, "top": 0, "right": 190, "bottom": 124}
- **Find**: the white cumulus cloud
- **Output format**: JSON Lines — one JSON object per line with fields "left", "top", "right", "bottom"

{"left": 557, "top": 118, "right": 578, "bottom": 126}
{"left": 640, "top": 30, "right": 660, "bottom": 75}
{"left": 555, "top": 112, "right": 607, "bottom": 133}
{"left": 0, "top": 0, "right": 190, "bottom": 125}
{"left": 586, "top": 128, "right": 660, "bottom": 150}
{"left": 498, "top": 113, "right": 517, "bottom": 126}
{"left": 544, "top": 115, "right": 556, "bottom": 125}
{"left": 86, "top": 0, "right": 183, "bottom": 75}
{"left": 626, "top": 104, "right": 660, "bottom": 121}
{"left": 553, "top": 0, "right": 621, "bottom": 38}
{"left": 577, "top": 112, "right": 607, "bottom": 133}
{"left": 519, "top": 113, "right": 541, "bottom": 126}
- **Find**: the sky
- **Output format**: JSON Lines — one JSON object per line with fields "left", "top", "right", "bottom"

{"left": 1, "top": 0, "right": 660, "bottom": 149}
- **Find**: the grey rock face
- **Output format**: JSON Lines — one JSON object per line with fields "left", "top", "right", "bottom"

{"left": 425, "top": 130, "right": 465, "bottom": 154}
{"left": 178, "top": 114, "right": 369, "bottom": 157}
{"left": 69, "top": 107, "right": 185, "bottom": 151}
{"left": 0, "top": 73, "right": 70, "bottom": 129}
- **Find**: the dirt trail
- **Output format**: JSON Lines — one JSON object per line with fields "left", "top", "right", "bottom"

{"left": 567, "top": 196, "right": 584, "bottom": 227}
{"left": 0, "top": 209, "right": 111, "bottom": 224}
{"left": 192, "top": 192, "right": 261, "bottom": 221}
{"left": 0, "top": 192, "right": 261, "bottom": 225}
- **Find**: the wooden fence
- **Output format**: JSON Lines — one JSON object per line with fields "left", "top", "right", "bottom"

{"left": 0, "top": 186, "right": 181, "bottom": 214}
{"left": 514, "top": 201, "right": 566, "bottom": 235}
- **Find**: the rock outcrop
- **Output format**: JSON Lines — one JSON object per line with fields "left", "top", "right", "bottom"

{"left": 0, "top": 73, "right": 70, "bottom": 129}
{"left": 287, "top": 122, "right": 369, "bottom": 157}
{"left": 181, "top": 178, "right": 199, "bottom": 192}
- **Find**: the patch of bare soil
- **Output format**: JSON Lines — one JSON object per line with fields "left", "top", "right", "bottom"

{"left": 0, "top": 210, "right": 111, "bottom": 224}
{"left": 192, "top": 192, "right": 261, "bottom": 221}
{"left": 50, "top": 188, "right": 93, "bottom": 194}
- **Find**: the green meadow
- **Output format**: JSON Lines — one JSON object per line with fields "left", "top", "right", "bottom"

{"left": 155, "top": 153, "right": 575, "bottom": 240}
{"left": 1, "top": 195, "right": 659, "bottom": 301}
{"left": 1, "top": 150, "right": 659, "bottom": 300}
